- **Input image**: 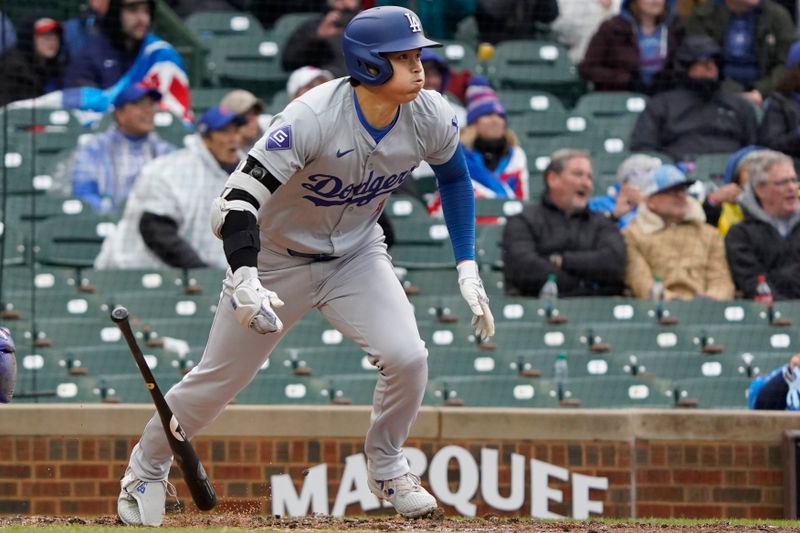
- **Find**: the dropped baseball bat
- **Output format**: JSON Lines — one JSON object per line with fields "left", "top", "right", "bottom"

{"left": 111, "top": 306, "right": 217, "bottom": 511}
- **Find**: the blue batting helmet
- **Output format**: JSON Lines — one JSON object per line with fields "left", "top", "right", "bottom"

{"left": 0, "top": 327, "right": 16, "bottom": 403}
{"left": 342, "top": 6, "right": 441, "bottom": 86}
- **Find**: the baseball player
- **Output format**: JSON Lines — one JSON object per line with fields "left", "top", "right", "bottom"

{"left": 0, "top": 327, "right": 16, "bottom": 404}
{"left": 117, "top": 6, "right": 494, "bottom": 526}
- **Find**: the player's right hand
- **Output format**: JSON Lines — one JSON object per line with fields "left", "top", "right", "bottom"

{"left": 230, "top": 266, "right": 284, "bottom": 334}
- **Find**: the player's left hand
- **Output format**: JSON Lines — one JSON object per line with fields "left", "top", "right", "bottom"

{"left": 457, "top": 260, "right": 495, "bottom": 339}
{"left": 785, "top": 364, "right": 800, "bottom": 410}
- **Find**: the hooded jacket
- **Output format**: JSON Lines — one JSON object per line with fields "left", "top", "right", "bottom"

{"left": 724, "top": 184, "right": 800, "bottom": 299}
{"left": 0, "top": 14, "right": 64, "bottom": 106}
{"left": 623, "top": 198, "right": 734, "bottom": 300}
{"left": 64, "top": 0, "right": 155, "bottom": 88}
{"left": 758, "top": 92, "right": 800, "bottom": 165}
{"left": 685, "top": 0, "right": 795, "bottom": 95}
{"left": 502, "top": 195, "right": 627, "bottom": 297}
{"left": 580, "top": 0, "right": 682, "bottom": 94}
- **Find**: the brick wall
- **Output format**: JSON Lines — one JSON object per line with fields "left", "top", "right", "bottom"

{"left": 0, "top": 406, "right": 794, "bottom": 519}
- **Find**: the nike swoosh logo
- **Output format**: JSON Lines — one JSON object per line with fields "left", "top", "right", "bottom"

{"left": 336, "top": 148, "right": 355, "bottom": 158}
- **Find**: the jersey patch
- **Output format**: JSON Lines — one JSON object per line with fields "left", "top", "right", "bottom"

{"left": 266, "top": 125, "right": 292, "bottom": 151}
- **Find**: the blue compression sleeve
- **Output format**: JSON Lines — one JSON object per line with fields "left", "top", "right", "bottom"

{"left": 430, "top": 144, "right": 475, "bottom": 263}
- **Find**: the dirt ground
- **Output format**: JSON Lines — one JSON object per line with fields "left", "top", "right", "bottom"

{"left": 1, "top": 513, "right": 800, "bottom": 532}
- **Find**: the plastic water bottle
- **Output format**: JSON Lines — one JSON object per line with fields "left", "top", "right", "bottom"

{"left": 649, "top": 275, "right": 665, "bottom": 321}
{"left": 539, "top": 274, "right": 559, "bottom": 319}
{"left": 755, "top": 274, "right": 774, "bottom": 323}
{"left": 554, "top": 352, "right": 568, "bottom": 402}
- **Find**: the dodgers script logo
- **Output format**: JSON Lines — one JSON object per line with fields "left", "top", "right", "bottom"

{"left": 301, "top": 166, "right": 416, "bottom": 207}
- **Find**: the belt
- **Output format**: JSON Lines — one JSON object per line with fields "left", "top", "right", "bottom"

{"left": 287, "top": 248, "right": 339, "bottom": 262}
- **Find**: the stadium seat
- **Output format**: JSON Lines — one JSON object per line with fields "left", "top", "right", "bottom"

{"left": 429, "top": 375, "right": 561, "bottom": 408}
{"left": 573, "top": 92, "right": 648, "bottom": 132}
{"left": 495, "top": 297, "right": 653, "bottom": 325}
{"left": 34, "top": 215, "right": 111, "bottom": 268}
{"left": 564, "top": 375, "right": 675, "bottom": 408}
{"left": 681, "top": 324, "right": 797, "bottom": 355}
{"left": 508, "top": 110, "right": 595, "bottom": 149}
{"left": 474, "top": 223, "right": 505, "bottom": 271}
{"left": 106, "top": 290, "right": 218, "bottom": 322}
{"left": 136, "top": 317, "right": 214, "bottom": 349}
{"left": 391, "top": 217, "right": 450, "bottom": 245}
{"left": 267, "top": 345, "right": 376, "bottom": 377}
{"left": 205, "top": 34, "right": 288, "bottom": 95}
{"left": 61, "top": 345, "right": 165, "bottom": 378}
{"left": 191, "top": 88, "right": 234, "bottom": 114}
{"left": 672, "top": 376, "right": 751, "bottom": 409}
{"left": 234, "top": 374, "right": 330, "bottom": 405}
{"left": 13, "top": 371, "right": 101, "bottom": 404}
{"left": 389, "top": 242, "right": 455, "bottom": 270}
{"left": 622, "top": 350, "right": 744, "bottom": 380}
{"left": 185, "top": 10, "right": 268, "bottom": 43}
{"left": 77, "top": 268, "right": 185, "bottom": 295}
{"left": 428, "top": 40, "right": 478, "bottom": 72}
{"left": 484, "top": 40, "right": 584, "bottom": 107}
{"left": 0, "top": 290, "right": 103, "bottom": 321}
{"left": 497, "top": 89, "right": 566, "bottom": 115}
{"left": 426, "top": 346, "right": 503, "bottom": 378}
{"left": 95, "top": 373, "right": 183, "bottom": 404}
{"left": 269, "top": 12, "right": 319, "bottom": 48}
{"left": 25, "top": 317, "right": 124, "bottom": 351}
{"left": 657, "top": 299, "right": 772, "bottom": 327}
{"left": 689, "top": 152, "right": 732, "bottom": 182}
{"left": 506, "top": 349, "right": 631, "bottom": 379}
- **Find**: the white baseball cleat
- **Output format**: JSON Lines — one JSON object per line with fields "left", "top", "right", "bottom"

{"left": 368, "top": 472, "right": 438, "bottom": 518}
{"left": 117, "top": 468, "right": 174, "bottom": 527}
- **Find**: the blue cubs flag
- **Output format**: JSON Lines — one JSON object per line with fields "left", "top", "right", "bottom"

{"left": 5, "top": 33, "right": 192, "bottom": 125}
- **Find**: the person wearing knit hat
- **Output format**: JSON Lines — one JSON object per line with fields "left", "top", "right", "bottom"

{"left": 758, "top": 40, "right": 800, "bottom": 177}
{"left": 700, "top": 145, "right": 763, "bottom": 235}
{"left": 427, "top": 83, "right": 529, "bottom": 217}
{"left": 588, "top": 153, "right": 662, "bottom": 229}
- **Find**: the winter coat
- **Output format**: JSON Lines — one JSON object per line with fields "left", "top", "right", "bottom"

{"left": 0, "top": 14, "right": 65, "bottom": 106}
{"left": 501, "top": 196, "right": 627, "bottom": 297}
{"left": 580, "top": 0, "right": 682, "bottom": 94}
{"left": 684, "top": 0, "right": 795, "bottom": 96}
{"left": 63, "top": 31, "right": 136, "bottom": 88}
{"left": 475, "top": 0, "right": 559, "bottom": 44}
{"left": 552, "top": 0, "right": 621, "bottom": 64}
{"left": 629, "top": 86, "right": 758, "bottom": 161}
{"left": 280, "top": 13, "right": 347, "bottom": 77}
{"left": 758, "top": 93, "right": 800, "bottom": 167}
{"left": 94, "top": 134, "right": 229, "bottom": 270}
{"left": 724, "top": 185, "right": 800, "bottom": 300}
{"left": 623, "top": 198, "right": 735, "bottom": 300}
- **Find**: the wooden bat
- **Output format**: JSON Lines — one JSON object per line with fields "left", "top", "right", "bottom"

{"left": 111, "top": 306, "right": 217, "bottom": 511}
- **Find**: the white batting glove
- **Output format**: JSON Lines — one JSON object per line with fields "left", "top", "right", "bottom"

{"left": 230, "top": 266, "right": 284, "bottom": 334}
{"left": 784, "top": 365, "right": 800, "bottom": 410}
{"left": 457, "top": 260, "right": 495, "bottom": 339}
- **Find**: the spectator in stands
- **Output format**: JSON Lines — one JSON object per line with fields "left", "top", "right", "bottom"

{"left": 246, "top": 1, "right": 327, "bottom": 31}
{"left": 589, "top": 153, "right": 662, "bottom": 229}
{"left": 758, "top": 42, "right": 800, "bottom": 170}
{"left": 0, "top": 16, "right": 65, "bottom": 107}
{"left": 427, "top": 85, "right": 529, "bottom": 217}
{"left": 70, "top": 83, "right": 175, "bottom": 214}
{"left": 375, "top": 0, "right": 474, "bottom": 39}
{"left": 420, "top": 49, "right": 467, "bottom": 128}
{"left": 580, "top": 0, "right": 682, "bottom": 95}
{"left": 64, "top": 0, "right": 156, "bottom": 88}
{"left": 553, "top": 0, "right": 621, "bottom": 64}
{"left": 749, "top": 354, "right": 800, "bottom": 410}
{"left": 0, "top": 10, "right": 17, "bottom": 55}
{"left": 623, "top": 164, "right": 735, "bottom": 300}
{"left": 475, "top": 0, "right": 560, "bottom": 44}
{"left": 502, "top": 149, "right": 627, "bottom": 297}
{"left": 286, "top": 65, "right": 334, "bottom": 99}
{"left": 62, "top": 0, "right": 109, "bottom": 61}
{"left": 162, "top": 0, "right": 239, "bottom": 19}
{"left": 220, "top": 89, "right": 265, "bottom": 153}
{"left": 725, "top": 150, "right": 800, "bottom": 299}
{"left": 703, "top": 144, "right": 762, "bottom": 233}
{"left": 685, "top": 0, "right": 795, "bottom": 108}
{"left": 94, "top": 106, "right": 246, "bottom": 269}
{"left": 280, "top": 0, "right": 360, "bottom": 77}
{"left": 629, "top": 35, "right": 758, "bottom": 162}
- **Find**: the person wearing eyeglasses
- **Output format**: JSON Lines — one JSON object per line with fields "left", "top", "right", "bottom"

{"left": 725, "top": 149, "right": 800, "bottom": 299}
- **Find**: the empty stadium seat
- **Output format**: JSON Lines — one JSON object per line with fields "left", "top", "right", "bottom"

{"left": 34, "top": 215, "right": 113, "bottom": 268}
{"left": 429, "top": 375, "right": 560, "bottom": 408}
{"left": 235, "top": 374, "right": 330, "bottom": 405}
{"left": 497, "top": 89, "right": 566, "bottom": 115}
{"left": 205, "top": 34, "right": 288, "bottom": 94}
{"left": 267, "top": 345, "right": 376, "bottom": 377}
{"left": 564, "top": 375, "right": 675, "bottom": 408}
{"left": 185, "top": 10, "right": 268, "bottom": 42}
{"left": 672, "top": 376, "right": 751, "bottom": 409}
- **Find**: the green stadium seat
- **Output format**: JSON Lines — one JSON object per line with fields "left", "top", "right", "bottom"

{"left": 474, "top": 198, "right": 524, "bottom": 219}
{"left": 0, "top": 225, "right": 28, "bottom": 266}
{"left": 391, "top": 217, "right": 450, "bottom": 245}
{"left": 268, "top": 12, "right": 318, "bottom": 48}
{"left": 191, "top": 88, "right": 234, "bottom": 114}
{"left": 672, "top": 376, "right": 751, "bottom": 409}
{"left": 689, "top": 152, "right": 732, "bottom": 182}
{"left": 136, "top": 317, "right": 214, "bottom": 348}
{"left": 106, "top": 290, "right": 218, "bottom": 322}
{"left": 426, "top": 346, "right": 503, "bottom": 378}
{"left": 77, "top": 268, "right": 185, "bottom": 295}
{"left": 507, "top": 349, "right": 632, "bottom": 379}
{"left": 682, "top": 324, "right": 797, "bottom": 355}
{"left": 657, "top": 299, "right": 772, "bottom": 327}
{"left": 34, "top": 215, "right": 110, "bottom": 268}
{"left": 474, "top": 223, "right": 505, "bottom": 271}
{"left": 484, "top": 40, "right": 583, "bottom": 107}
{"left": 0, "top": 290, "right": 104, "bottom": 321}
{"left": 564, "top": 375, "right": 675, "bottom": 408}
{"left": 25, "top": 317, "right": 124, "bottom": 351}
{"left": 267, "top": 345, "right": 376, "bottom": 377}
{"left": 573, "top": 92, "right": 649, "bottom": 131}
{"left": 389, "top": 242, "right": 455, "bottom": 269}
{"left": 13, "top": 371, "right": 102, "bottom": 404}
{"left": 235, "top": 374, "right": 330, "bottom": 405}
{"left": 205, "top": 34, "right": 288, "bottom": 94}
{"left": 185, "top": 10, "right": 268, "bottom": 43}
{"left": 508, "top": 110, "right": 595, "bottom": 148}
{"left": 61, "top": 345, "right": 163, "bottom": 378}
{"left": 494, "top": 297, "right": 653, "bottom": 325}
{"left": 497, "top": 89, "right": 566, "bottom": 115}
{"left": 429, "top": 375, "right": 560, "bottom": 407}
{"left": 428, "top": 40, "right": 478, "bottom": 72}
{"left": 622, "top": 350, "right": 746, "bottom": 380}
{"left": 96, "top": 373, "right": 183, "bottom": 404}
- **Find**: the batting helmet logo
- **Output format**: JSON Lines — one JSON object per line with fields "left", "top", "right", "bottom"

{"left": 342, "top": 6, "right": 441, "bottom": 86}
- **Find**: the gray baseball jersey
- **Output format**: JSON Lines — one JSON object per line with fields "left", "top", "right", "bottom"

{"left": 249, "top": 78, "right": 459, "bottom": 257}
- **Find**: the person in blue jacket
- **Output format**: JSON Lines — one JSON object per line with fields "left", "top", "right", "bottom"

{"left": 749, "top": 354, "right": 800, "bottom": 410}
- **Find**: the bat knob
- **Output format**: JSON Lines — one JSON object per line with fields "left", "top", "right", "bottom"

{"left": 111, "top": 306, "right": 129, "bottom": 323}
